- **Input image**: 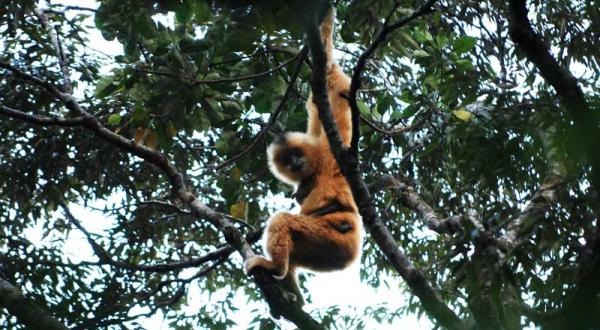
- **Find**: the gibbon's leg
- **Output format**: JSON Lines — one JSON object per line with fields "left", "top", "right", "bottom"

{"left": 267, "top": 132, "right": 320, "bottom": 185}
{"left": 289, "top": 211, "right": 358, "bottom": 271}
{"left": 245, "top": 211, "right": 357, "bottom": 274}
{"left": 245, "top": 212, "right": 294, "bottom": 279}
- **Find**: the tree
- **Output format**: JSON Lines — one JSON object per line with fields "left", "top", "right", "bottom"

{"left": 1, "top": 0, "right": 599, "bottom": 329}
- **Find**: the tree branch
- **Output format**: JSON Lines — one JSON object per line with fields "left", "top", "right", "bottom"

{"left": 507, "top": 0, "right": 600, "bottom": 191}
{"left": 304, "top": 11, "right": 466, "bottom": 330}
{"left": 498, "top": 127, "right": 566, "bottom": 254}
{"left": 360, "top": 113, "right": 425, "bottom": 135}
{"left": 34, "top": 7, "right": 73, "bottom": 94}
{"left": 0, "top": 277, "right": 68, "bottom": 330}
{"left": 0, "top": 105, "right": 85, "bottom": 127}
{"left": 214, "top": 46, "right": 308, "bottom": 170}
{"left": 348, "top": 0, "right": 437, "bottom": 154}
{"left": 60, "top": 203, "right": 253, "bottom": 273}
{"left": 135, "top": 50, "right": 302, "bottom": 86}
{"left": 0, "top": 63, "right": 323, "bottom": 328}
{"left": 372, "top": 175, "right": 461, "bottom": 234}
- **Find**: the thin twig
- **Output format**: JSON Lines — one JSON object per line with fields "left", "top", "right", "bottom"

{"left": 34, "top": 8, "right": 73, "bottom": 94}
{"left": 134, "top": 51, "right": 302, "bottom": 86}
{"left": 213, "top": 47, "right": 308, "bottom": 170}
{"left": 1, "top": 60, "right": 323, "bottom": 327}
{"left": 348, "top": 0, "right": 437, "bottom": 154}
{"left": 0, "top": 105, "right": 85, "bottom": 127}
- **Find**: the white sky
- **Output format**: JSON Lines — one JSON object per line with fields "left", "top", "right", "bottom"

{"left": 19, "top": 1, "right": 434, "bottom": 329}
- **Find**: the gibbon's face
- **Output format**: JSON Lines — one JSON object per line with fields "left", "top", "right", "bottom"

{"left": 266, "top": 133, "right": 318, "bottom": 185}
{"left": 277, "top": 147, "right": 306, "bottom": 173}
{"left": 268, "top": 144, "right": 310, "bottom": 184}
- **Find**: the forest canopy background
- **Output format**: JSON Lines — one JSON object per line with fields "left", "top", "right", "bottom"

{"left": 1, "top": 0, "right": 599, "bottom": 329}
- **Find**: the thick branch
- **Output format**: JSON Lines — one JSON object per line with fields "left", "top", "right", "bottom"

{"left": 0, "top": 278, "right": 68, "bottom": 330}
{"left": 498, "top": 174, "right": 564, "bottom": 252}
{"left": 499, "top": 127, "right": 566, "bottom": 254}
{"left": 0, "top": 64, "right": 323, "bottom": 328}
{"left": 304, "top": 14, "right": 466, "bottom": 330}
{"left": 507, "top": 0, "right": 600, "bottom": 190}
{"left": 373, "top": 175, "right": 460, "bottom": 234}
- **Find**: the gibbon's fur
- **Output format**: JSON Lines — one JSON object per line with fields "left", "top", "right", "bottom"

{"left": 244, "top": 8, "right": 360, "bottom": 303}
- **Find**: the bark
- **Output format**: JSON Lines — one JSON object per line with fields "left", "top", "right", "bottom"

{"left": 0, "top": 278, "right": 69, "bottom": 330}
{"left": 304, "top": 11, "right": 468, "bottom": 330}
{"left": 507, "top": 0, "right": 600, "bottom": 191}
{"left": 0, "top": 61, "right": 324, "bottom": 329}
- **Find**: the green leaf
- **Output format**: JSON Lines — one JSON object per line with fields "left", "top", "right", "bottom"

{"left": 215, "top": 131, "right": 235, "bottom": 155}
{"left": 255, "top": 98, "right": 271, "bottom": 114}
{"left": 453, "top": 36, "right": 477, "bottom": 54}
{"left": 95, "top": 76, "right": 119, "bottom": 98}
{"left": 357, "top": 101, "right": 369, "bottom": 115}
{"left": 456, "top": 59, "right": 474, "bottom": 71}
{"left": 175, "top": 1, "right": 193, "bottom": 23}
{"left": 194, "top": 0, "right": 211, "bottom": 23}
{"left": 108, "top": 114, "right": 122, "bottom": 126}
{"left": 397, "top": 31, "right": 420, "bottom": 49}
{"left": 376, "top": 94, "right": 393, "bottom": 115}
{"left": 413, "top": 49, "right": 430, "bottom": 58}
{"left": 414, "top": 28, "right": 433, "bottom": 43}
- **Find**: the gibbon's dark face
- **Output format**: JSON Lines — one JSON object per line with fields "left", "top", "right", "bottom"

{"left": 278, "top": 147, "right": 306, "bottom": 172}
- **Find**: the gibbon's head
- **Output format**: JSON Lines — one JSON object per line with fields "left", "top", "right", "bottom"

{"left": 267, "top": 132, "right": 318, "bottom": 186}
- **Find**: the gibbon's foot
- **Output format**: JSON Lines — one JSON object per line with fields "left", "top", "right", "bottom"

{"left": 243, "top": 256, "right": 287, "bottom": 279}
{"left": 243, "top": 256, "right": 261, "bottom": 274}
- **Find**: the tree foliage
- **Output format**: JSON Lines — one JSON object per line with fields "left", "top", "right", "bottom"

{"left": 1, "top": 0, "right": 599, "bottom": 329}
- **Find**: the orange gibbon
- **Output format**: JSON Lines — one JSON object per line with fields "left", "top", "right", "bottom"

{"left": 244, "top": 8, "right": 361, "bottom": 303}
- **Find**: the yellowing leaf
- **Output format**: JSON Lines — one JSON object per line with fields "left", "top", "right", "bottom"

{"left": 145, "top": 129, "right": 158, "bottom": 149}
{"left": 133, "top": 127, "right": 146, "bottom": 144}
{"left": 166, "top": 121, "right": 178, "bottom": 138}
{"left": 231, "top": 167, "right": 242, "bottom": 182}
{"left": 453, "top": 109, "right": 473, "bottom": 122}
{"left": 230, "top": 201, "right": 247, "bottom": 219}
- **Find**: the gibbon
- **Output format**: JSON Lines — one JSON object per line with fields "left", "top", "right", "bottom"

{"left": 244, "top": 8, "right": 361, "bottom": 303}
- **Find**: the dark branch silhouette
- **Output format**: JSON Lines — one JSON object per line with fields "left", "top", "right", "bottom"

{"left": 303, "top": 5, "right": 467, "bottom": 329}
{"left": 348, "top": 0, "right": 437, "bottom": 154}
{"left": 507, "top": 0, "right": 600, "bottom": 191}
{"left": 0, "top": 278, "right": 69, "bottom": 330}
{"left": 0, "top": 60, "right": 324, "bottom": 329}
{"left": 214, "top": 47, "right": 308, "bottom": 170}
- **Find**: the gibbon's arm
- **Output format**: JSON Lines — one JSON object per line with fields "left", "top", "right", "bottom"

{"left": 320, "top": 6, "right": 335, "bottom": 72}
{"left": 267, "top": 132, "right": 321, "bottom": 185}
{"left": 306, "top": 7, "right": 334, "bottom": 139}
{"left": 306, "top": 7, "right": 353, "bottom": 145}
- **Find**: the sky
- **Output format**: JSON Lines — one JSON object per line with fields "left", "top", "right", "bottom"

{"left": 21, "top": 1, "right": 436, "bottom": 329}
